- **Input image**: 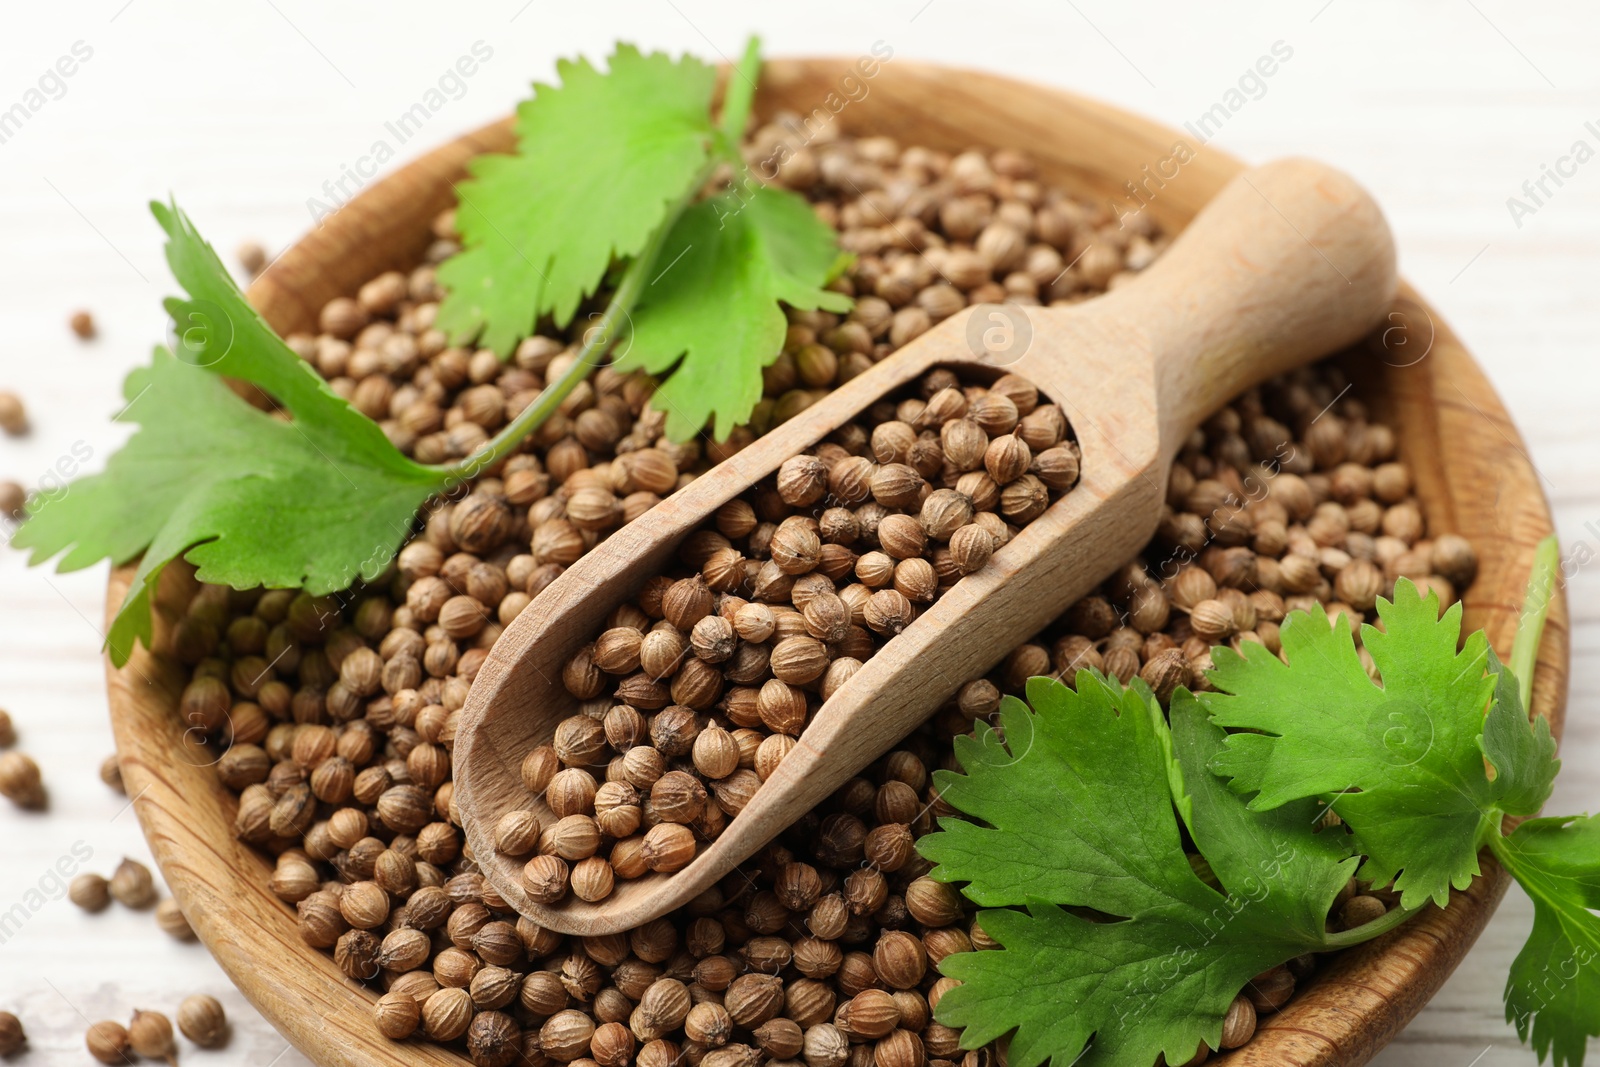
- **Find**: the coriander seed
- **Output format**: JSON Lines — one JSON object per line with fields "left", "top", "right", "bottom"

{"left": 1219, "top": 995, "right": 1257, "bottom": 1049}
{"left": 523, "top": 855, "right": 570, "bottom": 903}
{"left": 0, "top": 751, "right": 44, "bottom": 809}
{"left": 70, "top": 872, "right": 112, "bottom": 912}
{"left": 569, "top": 856, "right": 615, "bottom": 902}
{"left": 466, "top": 1011, "right": 521, "bottom": 1067}
{"left": 777, "top": 455, "right": 828, "bottom": 506}
{"left": 875, "top": 1028, "right": 926, "bottom": 1067}
{"left": 650, "top": 770, "right": 707, "bottom": 824}
{"left": 99, "top": 753, "right": 126, "bottom": 794}
{"left": 903, "top": 876, "right": 965, "bottom": 927}
{"left": 805, "top": 1023, "right": 849, "bottom": 1067}
{"left": 471, "top": 966, "right": 521, "bottom": 1010}
{"left": 1035, "top": 445, "right": 1080, "bottom": 490}
{"left": 156, "top": 897, "right": 195, "bottom": 940}
{"left": 1431, "top": 532, "right": 1478, "bottom": 588}
{"left": 642, "top": 822, "right": 696, "bottom": 873}
{"left": 494, "top": 809, "right": 542, "bottom": 855}
{"left": 1340, "top": 893, "right": 1388, "bottom": 929}
{"left": 86, "top": 1021, "right": 131, "bottom": 1065}
{"left": 0, "top": 391, "right": 27, "bottom": 437}
{"left": 236, "top": 240, "right": 268, "bottom": 276}
{"left": 128, "top": 1010, "right": 176, "bottom": 1064}
{"left": 636, "top": 978, "right": 692, "bottom": 1033}
{"left": 339, "top": 880, "right": 389, "bottom": 929}
{"left": 109, "top": 857, "right": 156, "bottom": 908}
{"left": 692, "top": 724, "right": 740, "bottom": 780}
{"left": 0, "top": 1012, "right": 24, "bottom": 1057}
{"left": 374, "top": 991, "right": 418, "bottom": 1040}
{"left": 864, "top": 589, "right": 915, "bottom": 635}
{"left": 296, "top": 892, "right": 347, "bottom": 947}
{"left": 947, "top": 524, "right": 992, "bottom": 574}
{"left": 540, "top": 1009, "right": 596, "bottom": 1060}
{"left": 838, "top": 989, "right": 899, "bottom": 1039}
{"left": 520, "top": 744, "right": 560, "bottom": 794}
{"left": 176, "top": 995, "right": 227, "bottom": 1048}
{"left": 421, "top": 987, "right": 473, "bottom": 1041}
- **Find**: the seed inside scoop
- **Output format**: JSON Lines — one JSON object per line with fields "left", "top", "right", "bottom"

{"left": 511, "top": 365, "right": 1082, "bottom": 905}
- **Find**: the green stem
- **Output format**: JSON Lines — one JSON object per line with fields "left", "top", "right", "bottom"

{"left": 434, "top": 157, "right": 720, "bottom": 483}
{"left": 1476, "top": 808, "right": 1505, "bottom": 852}
{"left": 1486, "top": 824, "right": 1514, "bottom": 867}
{"left": 719, "top": 35, "right": 763, "bottom": 146}
{"left": 1319, "top": 901, "right": 1424, "bottom": 950}
{"left": 1509, "top": 534, "right": 1561, "bottom": 711}
{"left": 1484, "top": 826, "right": 1537, "bottom": 891}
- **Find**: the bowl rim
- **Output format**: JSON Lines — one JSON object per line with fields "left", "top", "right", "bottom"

{"left": 104, "top": 55, "right": 1569, "bottom": 1067}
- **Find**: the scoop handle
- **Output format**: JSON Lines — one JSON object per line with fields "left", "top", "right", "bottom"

{"left": 1088, "top": 158, "right": 1397, "bottom": 454}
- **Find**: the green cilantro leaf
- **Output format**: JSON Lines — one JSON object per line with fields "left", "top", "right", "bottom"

{"left": 1150, "top": 685, "right": 1194, "bottom": 832}
{"left": 920, "top": 673, "right": 1207, "bottom": 915}
{"left": 925, "top": 681, "right": 1355, "bottom": 1067}
{"left": 13, "top": 201, "right": 448, "bottom": 664}
{"left": 1494, "top": 814, "right": 1600, "bottom": 1067}
{"left": 435, "top": 44, "right": 720, "bottom": 354}
{"left": 1172, "top": 692, "right": 1358, "bottom": 939}
{"left": 1202, "top": 580, "right": 1553, "bottom": 908}
{"left": 1482, "top": 649, "right": 1560, "bottom": 817}
{"left": 615, "top": 184, "right": 851, "bottom": 440}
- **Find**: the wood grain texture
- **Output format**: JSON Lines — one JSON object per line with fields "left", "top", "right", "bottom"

{"left": 454, "top": 154, "right": 1399, "bottom": 934}
{"left": 101, "top": 59, "right": 1568, "bottom": 1067}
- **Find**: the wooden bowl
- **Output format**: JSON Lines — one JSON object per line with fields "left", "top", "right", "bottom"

{"left": 104, "top": 58, "right": 1568, "bottom": 1067}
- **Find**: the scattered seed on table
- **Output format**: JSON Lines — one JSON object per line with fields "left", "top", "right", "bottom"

{"left": 0, "top": 391, "right": 26, "bottom": 436}
{"left": 237, "top": 241, "right": 268, "bottom": 277}
{"left": 0, "top": 1011, "right": 24, "bottom": 1056}
{"left": 69, "top": 872, "right": 112, "bottom": 912}
{"left": 99, "top": 753, "right": 125, "bottom": 794}
{"left": 176, "top": 994, "right": 228, "bottom": 1048}
{"left": 156, "top": 897, "right": 196, "bottom": 941}
{"left": 85, "top": 1020, "right": 130, "bottom": 1065}
{"left": 127, "top": 1010, "right": 176, "bottom": 1063}
{"left": 109, "top": 857, "right": 157, "bottom": 908}
{"left": 0, "top": 751, "right": 43, "bottom": 809}
{"left": 69, "top": 309, "right": 97, "bottom": 340}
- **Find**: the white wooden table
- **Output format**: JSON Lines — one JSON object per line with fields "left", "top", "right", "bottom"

{"left": 1, "top": 2, "right": 1595, "bottom": 1064}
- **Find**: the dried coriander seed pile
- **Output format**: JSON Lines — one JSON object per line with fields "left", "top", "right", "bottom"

{"left": 146, "top": 123, "right": 1473, "bottom": 1067}
{"left": 508, "top": 364, "right": 1079, "bottom": 907}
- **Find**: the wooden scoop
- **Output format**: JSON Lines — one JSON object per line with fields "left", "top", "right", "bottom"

{"left": 453, "top": 157, "right": 1398, "bottom": 935}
